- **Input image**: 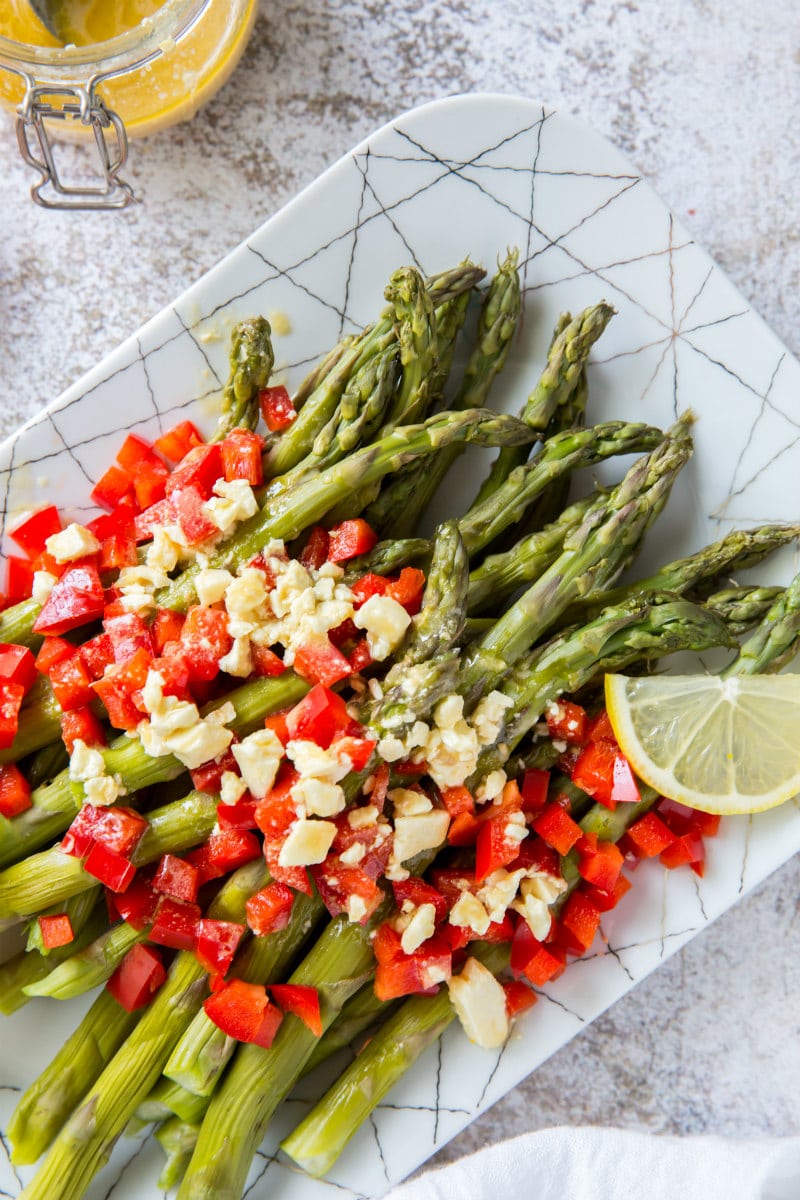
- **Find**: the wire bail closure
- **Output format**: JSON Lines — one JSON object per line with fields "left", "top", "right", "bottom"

{"left": 16, "top": 82, "right": 135, "bottom": 210}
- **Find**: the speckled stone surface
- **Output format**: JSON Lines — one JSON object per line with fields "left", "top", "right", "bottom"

{"left": 1, "top": 0, "right": 799, "bottom": 1176}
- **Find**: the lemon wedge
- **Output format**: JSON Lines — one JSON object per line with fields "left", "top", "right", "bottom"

{"left": 604, "top": 672, "right": 800, "bottom": 815}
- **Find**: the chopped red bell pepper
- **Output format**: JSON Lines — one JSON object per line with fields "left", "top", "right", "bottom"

{"left": 447, "top": 810, "right": 481, "bottom": 847}
{"left": 372, "top": 922, "right": 404, "bottom": 965}
{"left": 0, "top": 764, "right": 31, "bottom": 818}
{"left": 545, "top": 700, "right": 588, "bottom": 745}
{"left": 326, "top": 519, "right": 378, "bottom": 563}
{"left": 217, "top": 796, "right": 258, "bottom": 830}
{"left": 133, "top": 499, "right": 172, "bottom": 543}
{"left": 189, "top": 744, "right": 239, "bottom": 794}
{"left": 532, "top": 801, "right": 583, "bottom": 856}
{"left": 245, "top": 881, "right": 295, "bottom": 936}
{"left": 332, "top": 734, "right": 376, "bottom": 772}
{"left": 475, "top": 812, "right": 525, "bottom": 883}
{"left": 586, "top": 710, "right": 616, "bottom": 743}
{"left": 107, "top": 943, "right": 167, "bottom": 1011}
{"left": 299, "top": 526, "right": 329, "bottom": 570}
{"left": 571, "top": 741, "right": 641, "bottom": 810}
{"left": 220, "top": 429, "right": 263, "bottom": 486}
{"left": 179, "top": 606, "right": 232, "bottom": 683}
{"left": 386, "top": 567, "right": 426, "bottom": 615}
{"left": 284, "top": 683, "right": 351, "bottom": 748}
{"left": 83, "top": 841, "right": 137, "bottom": 893}
{"left": 259, "top": 385, "right": 296, "bottom": 432}
{"left": 293, "top": 638, "right": 352, "bottom": 687}
{"left": 6, "top": 556, "right": 34, "bottom": 603}
{"left": 658, "top": 796, "right": 721, "bottom": 838}
{"left": 559, "top": 891, "right": 602, "bottom": 955}
{"left": 48, "top": 653, "right": 96, "bottom": 712}
{"left": 92, "top": 647, "right": 151, "bottom": 731}
{"left": 205, "top": 827, "right": 261, "bottom": 874}
{"left": 0, "top": 644, "right": 36, "bottom": 693}
{"left": 9, "top": 505, "right": 63, "bottom": 558}
{"left": 576, "top": 832, "right": 625, "bottom": 893}
{"left": 169, "top": 484, "right": 222, "bottom": 546}
{"left": 250, "top": 644, "right": 286, "bottom": 677}
{"left": 660, "top": 830, "right": 706, "bottom": 876}
{"left": 79, "top": 633, "right": 115, "bottom": 680}
{"left": 583, "top": 873, "right": 633, "bottom": 912}
{"left": 152, "top": 853, "right": 200, "bottom": 903}
{"left": 104, "top": 612, "right": 153, "bottom": 664}
{"left": 116, "top": 432, "right": 160, "bottom": 472}
{"left": 373, "top": 935, "right": 452, "bottom": 1001}
{"left": 520, "top": 769, "right": 550, "bottom": 815}
{"left": 38, "top": 912, "right": 74, "bottom": 950}
{"left": 149, "top": 897, "right": 202, "bottom": 950}
{"left": 113, "top": 872, "right": 159, "bottom": 930}
{"left": 440, "top": 785, "right": 475, "bottom": 819}
{"left": 509, "top": 915, "right": 540, "bottom": 976}
{"left": 523, "top": 941, "right": 566, "bottom": 987}
{"left": 392, "top": 877, "right": 448, "bottom": 924}
{"left": 133, "top": 458, "right": 170, "bottom": 510}
{"left": 0, "top": 682, "right": 25, "bottom": 749}
{"left": 153, "top": 420, "right": 204, "bottom": 464}
{"left": 165, "top": 443, "right": 223, "bottom": 501}
{"left": 196, "top": 918, "right": 245, "bottom": 976}
{"left": 270, "top": 983, "right": 323, "bottom": 1037}
{"left": 348, "top": 638, "right": 373, "bottom": 673}
{"left": 150, "top": 608, "right": 186, "bottom": 655}
{"left": 510, "top": 834, "right": 561, "bottom": 877}
{"left": 503, "top": 979, "right": 538, "bottom": 1019}
{"left": 35, "top": 635, "right": 75, "bottom": 674}
{"left": 62, "top": 803, "right": 103, "bottom": 858}
{"left": 91, "top": 464, "right": 135, "bottom": 512}
{"left": 350, "top": 572, "right": 390, "bottom": 605}
{"left": 33, "top": 563, "right": 105, "bottom": 636}
{"left": 203, "top": 979, "right": 284, "bottom": 1048}
{"left": 624, "top": 811, "right": 677, "bottom": 858}
{"left": 311, "top": 863, "right": 384, "bottom": 923}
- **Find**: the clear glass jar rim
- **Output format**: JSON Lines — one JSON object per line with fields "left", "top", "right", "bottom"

{"left": 0, "top": 0, "right": 210, "bottom": 86}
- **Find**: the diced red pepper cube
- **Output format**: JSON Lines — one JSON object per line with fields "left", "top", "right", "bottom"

{"left": 447, "top": 810, "right": 481, "bottom": 847}
{"left": 586, "top": 710, "right": 616, "bottom": 743}
{"left": 326, "top": 519, "right": 378, "bottom": 564}
{"left": 583, "top": 873, "right": 633, "bottom": 913}
{"left": 99, "top": 529, "right": 138, "bottom": 572}
{"left": 559, "top": 891, "right": 602, "bottom": 954}
{"left": 293, "top": 638, "right": 352, "bottom": 687}
{"left": 350, "top": 573, "right": 390, "bottom": 605}
{"left": 0, "top": 682, "right": 25, "bottom": 749}
{"left": 510, "top": 834, "right": 561, "bottom": 877}
{"left": 91, "top": 464, "right": 135, "bottom": 511}
{"left": 92, "top": 647, "right": 151, "bottom": 732}
{"left": 61, "top": 803, "right": 103, "bottom": 858}
{"left": 545, "top": 700, "right": 588, "bottom": 745}
{"left": 152, "top": 853, "right": 200, "bottom": 903}
{"left": 372, "top": 922, "right": 404, "bottom": 965}
{"left": 79, "top": 633, "right": 114, "bottom": 680}
{"left": 0, "top": 764, "right": 31, "bottom": 818}
{"left": 571, "top": 742, "right": 640, "bottom": 810}
{"left": 179, "top": 606, "right": 232, "bottom": 683}
{"left": 165, "top": 443, "right": 223, "bottom": 501}
{"left": 523, "top": 941, "right": 566, "bottom": 987}
{"left": 205, "top": 827, "right": 261, "bottom": 874}
{"left": 245, "top": 881, "right": 296, "bottom": 936}
{"left": 83, "top": 841, "right": 137, "bottom": 892}
{"left": 133, "top": 499, "right": 172, "bottom": 543}
{"left": 532, "top": 801, "right": 583, "bottom": 856}
{"left": 189, "top": 744, "right": 239, "bottom": 793}
{"left": 250, "top": 644, "right": 286, "bottom": 677}
{"left": 204, "top": 979, "right": 284, "bottom": 1048}
{"left": 217, "top": 797, "right": 258, "bottom": 830}
{"left": 48, "top": 653, "right": 95, "bottom": 712}
{"left": 259, "top": 385, "right": 296, "bottom": 432}
{"left": 285, "top": 683, "right": 351, "bottom": 748}
{"left": 348, "top": 638, "right": 373, "bottom": 673}
{"left": 8, "top": 505, "right": 63, "bottom": 558}
{"left": 35, "top": 636, "right": 75, "bottom": 675}
{"left": 6, "top": 556, "right": 34, "bottom": 603}
{"left": 149, "top": 897, "right": 202, "bottom": 950}
{"left": 660, "top": 830, "right": 706, "bottom": 875}
{"left": 521, "top": 769, "right": 550, "bottom": 815}
{"left": 311, "top": 863, "right": 383, "bottom": 924}
{"left": 168, "top": 484, "right": 220, "bottom": 546}
{"left": 116, "top": 432, "right": 160, "bottom": 472}
{"left": 33, "top": 563, "right": 105, "bottom": 636}
{"left": 133, "top": 459, "right": 170, "bottom": 510}
{"left": 576, "top": 833, "right": 625, "bottom": 893}
{"left": 441, "top": 786, "right": 475, "bottom": 820}
{"left": 38, "top": 912, "right": 74, "bottom": 950}
{"left": 386, "top": 567, "right": 426, "bottom": 615}
{"left": 89, "top": 805, "right": 148, "bottom": 857}
{"left": 270, "top": 983, "right": 323, "bottom": 1037}
{"left": 196, "top": 918, "right": 245, "bottom": 976}
{"left": 625, "top": 811, "right": 677, "bottom": 858}
{"left": 504, "top": 979, "right": 538, "bottom": 1019}
{"left": 0, "top": 644, "right": 36, "bottom": 693}
{"left": 298, "top": 529, "right": 329, "bottom": 573}
{"left": 220, "top": 429, "right": 264, "bottom": 486}
{"left": 154, "top": 420, "right": 204, "bottom": 464}
{"left": 151, "top": 608, "right": 186, "bottom": 655}
{"left": 374, "top": 937, "right": 452, "bottom": 1001}
{"left": 113, "top": 872, "right": 159, "bottom": 930}
{"left": 510, "top": 916, "right": 540, "bottom": 976}
{"left": 475, "top": 812, "right": 525, "bottom": 883}
{"left": 104, "top": 612, "right": 153, "bottom": 664}
{"left": 107, "top": 943, "right": 167, "bottom": 1011}
{"left": 331, "top": 734, "right": 376, "bottom": 773}
{"left": 392, "top": 877, "right": 448, "bottom": 924}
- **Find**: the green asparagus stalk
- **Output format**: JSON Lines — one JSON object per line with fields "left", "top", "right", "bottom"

{"left": 301, "top": 983, "right": 399, "bottom": 1076}
{"left": 704, "top": 585, "right": 784, "bottom": 636}
{"left": 24, "top": 886, "right": 100, "bottom": 956}
{"left": 384, "top": 267, "right": 439, "bottom": 426}
{"left": 23, "top": 918, "right": 147, "bottom": 1000}
{"left": 471, "top": 302, "right": 614, "bottom": 508}
{"left": 0, "top": 898, "right": 105, "bottom": 1015}
{"left": 139, "top": 1077, "right": 209, "bottom": 1124}
{"left": 21, "top": 740, "right": 70, "bottom": 790}
{"left": 12, "top": 860, "right": 266, "bottom": 1195}
{"left": 155, "top": 1117, "right": 200, "bottom": 1190}
{"left": 0, "top": 683, "right": 63, "bottom": 767}
{"left": 209, "top": 317, "right": 275, "bottom": 441}
{"left": 281, "top": 944, "right": 509, "bottom": 1177}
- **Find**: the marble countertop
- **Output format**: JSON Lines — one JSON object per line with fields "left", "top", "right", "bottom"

{"left": 1, "top": 0, "right": 799, "bottom": 1178}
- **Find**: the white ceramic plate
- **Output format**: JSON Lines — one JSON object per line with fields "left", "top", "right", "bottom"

{"left": 1, "top": 94, "right": 798, "bottom": 1200}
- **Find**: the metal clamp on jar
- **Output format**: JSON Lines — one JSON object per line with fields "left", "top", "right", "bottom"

{"left": 0, "top": 0, "right": 256, "bottom": 210}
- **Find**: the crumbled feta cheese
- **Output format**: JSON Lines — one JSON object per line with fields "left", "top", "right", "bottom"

{"left": 400, "top": 903, "right": 437, "bottom": 954}
{"left": 195, "top": 568, "right": 234, "bottom": 606}
{"left": 32, "top": 570, "right": 57, "bottom": 606}
{"left": 448, "top": 957, "right": 510, "bottom": 1048}
{"left": 475, "top": 769, "right": 507, "bottom": 803}
{"left": 231, "top": 729, "right": 283, "bottom": 799}
{"left": 218, "top": 636, "right": 253, "bottom": 678}
{"left": 389, "top": 787, "right": 433, "bottom": 818}
{"left": 477, "top": 867, "right": 527, "bottom": 923}
{"left": 224, "top": 568, "right": 268, "bottom": 636}
{"left": 346, "top": 895, "right": 368, "bottom": 923}
{"left": 220, "top": 771, "right": 248, "bottom": 805}
{"left": 503, "top": 811, "right": 528, "bottom": 845}
{"left": 146, "top": 526, "right": 183, "bottom": 573}
{"left": 435, "top": 694, "right": 464, "bottom": 729}
{"left": 339, "top": 841, "right": 366, "bottom": 866}
{"left": 69, "top": 740, "right": 107, "bottom": 783}
{"left": 203, "top": 479, "right": 258, "bottom": 534}
{"left": 139, "top": 669, "right": 234, "bottom": 769}
{"left": 347, "top": 805, "right": 378, "bottom": 829}
{"left": 524, "top": 869, "right": 568, "bottom": 906}
{"left": 418, "top": 701, "right": 480, "bottom": 790}
{"left": 353, "top": 595, "right": 411, "bottom": 661}
{"left": 278, "top": 818, "right": 337, "bottom": 867}
{"left": 391, "top": 809, "right": 450, "bottom": 864}
{"left": 291, "top": 777, "right": 346, "bottom": 818}
{"left": 511, "top": 873, "right": 566, "bottom": 940}
{"left": 448, "top": 891, "right": 491, "bottom": 936}
{"left": 377, "top": 735, "right": 406, "bottom": 763}
{"left": 84, "top": 774, "right": 125, "bottom": 807}
{"left": 285, "top": 739, "right": 351, "bottom": 784}
{"left": 45, "top": 523, "right": 100, "bottom": 564}
{"left": 116, "top": 564, "right": 170, "bottom": 614}
{"left": 470, "top": 691, "right": 513, "bottom": 748}
{"left": 157, "top": 722, "right": 233, "bottom": 771}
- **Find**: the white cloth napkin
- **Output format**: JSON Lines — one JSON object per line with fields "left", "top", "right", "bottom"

{"left": 385, "top": 1127, "right": 800, "bottom": 1200}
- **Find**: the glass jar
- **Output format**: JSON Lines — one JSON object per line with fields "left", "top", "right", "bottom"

{"left": 0, "top": 0, "right": 257, "bottom": 208}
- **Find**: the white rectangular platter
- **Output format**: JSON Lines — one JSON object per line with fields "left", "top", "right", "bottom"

{"left": 0, "top": 93, "right": 798, "bottom": 1199}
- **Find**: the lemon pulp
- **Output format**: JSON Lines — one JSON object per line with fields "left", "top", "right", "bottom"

{"left": 0, "top": 0, "right": 257, "bottom": 137}
{"left": 605, "top": 672, "right": 800, "bottom": 815}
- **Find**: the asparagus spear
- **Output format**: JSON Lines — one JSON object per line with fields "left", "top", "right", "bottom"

{"left": 384, "top": 266, "right": 439, "bottom": 426}
{"left": 23, "top": 918, "right": 148, "bottom": 1000}
{"left": 0, "top": 684, "right": 63, "bottom": 767}
{"left": 10, "top": 860, "right": 266, "bottom": 1194}
{"left": 471, "top": 302, "right": 614, "bottom": 508}
{"left": 0, "top": 896, "right": 105, "bottom": 1015}
{"left": 155, "top": 1117, "right": 200, "bottom": 1190}
{"left": 704, "top": 585, "right": 784, "bottom": 636}
{"left": 209, "top": 317, "right": 275, "bottom": 441}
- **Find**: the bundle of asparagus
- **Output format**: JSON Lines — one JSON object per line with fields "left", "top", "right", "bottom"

{"left": 0, "top": 253, "right": 797, "bottom": 1200}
